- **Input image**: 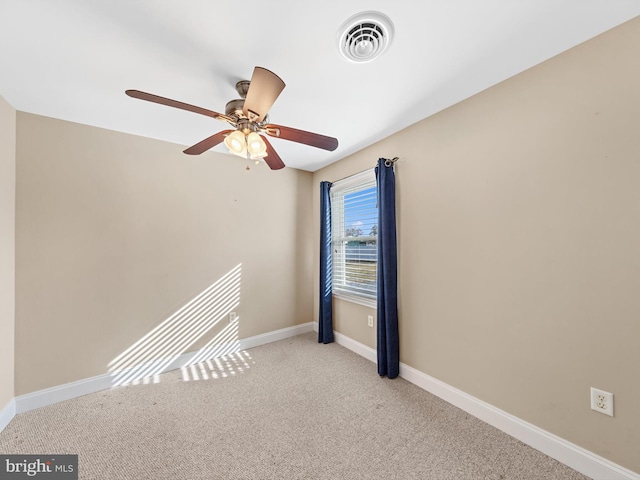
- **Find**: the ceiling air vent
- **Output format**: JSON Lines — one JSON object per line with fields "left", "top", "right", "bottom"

{"left": 338, "top": 11, "right": 394, "bottom": 63}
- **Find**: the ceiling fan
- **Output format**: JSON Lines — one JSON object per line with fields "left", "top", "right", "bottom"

{"left": 126, "top": 67, "right": 338, "bottom": 170}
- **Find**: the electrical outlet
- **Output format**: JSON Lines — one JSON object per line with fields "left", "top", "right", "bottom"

{"left": 229, "top": 312, "right": 237, "bottom": 323}
{"left": 367, "top": 315, "right": 374, "bottom": 328}
{"left": 590, "top": 387, "right": 614, "bottom": 417}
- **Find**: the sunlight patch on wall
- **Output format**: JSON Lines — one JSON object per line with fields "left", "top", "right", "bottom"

{"left": 186, "top": 315, "right": 241, "bottom": 365}
{"left": 108, "top": 264, "right": 242, "bottom": 386}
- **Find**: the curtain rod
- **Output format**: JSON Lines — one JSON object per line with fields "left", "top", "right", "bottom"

{"left": 331, "top": 158, "right": 400, "bottom": 185}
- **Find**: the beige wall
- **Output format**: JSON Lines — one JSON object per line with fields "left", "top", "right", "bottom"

{"left": 15, "top": 113, "right": 313, "bottom": 395}
{"left": 0, "top": 95, "right": 16, "bottom": 411}
{"left": 313, "top": 17, "right": 640, "bottom": 473}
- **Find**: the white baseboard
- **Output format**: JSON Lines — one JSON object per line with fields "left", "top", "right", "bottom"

{"left": 333, "top": 332, "right": 639, "bottom": 480}
{"left": 13, "top": 322, "right": 313, "bottom": 416}
{"left": 16, "top": 373, "right": 113, "bottom": 414}
{"left": 334, "top": 331, "right": 376, "bottom": 363}
{"left": 0, "top": 398, "right": 16, "bottom": 432}
{"left": 239, "top": 322, "right": 313, "bottom": 350}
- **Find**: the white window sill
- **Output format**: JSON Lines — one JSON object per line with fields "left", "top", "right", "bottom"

{"left": 332, "top": 292, "right": 377, "bottom": 309}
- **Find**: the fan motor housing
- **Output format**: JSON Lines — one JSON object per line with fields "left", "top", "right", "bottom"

{"left": 225, "top": 99, "right": 244, "bottom": 117}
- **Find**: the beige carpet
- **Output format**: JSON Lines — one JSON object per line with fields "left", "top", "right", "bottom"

{"left": 0, "top": 333, "right": 589, "bottom": 479}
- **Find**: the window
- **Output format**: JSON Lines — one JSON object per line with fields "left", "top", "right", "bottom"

{"left": 331, "top": 169, "right": 377, "bottom": 307}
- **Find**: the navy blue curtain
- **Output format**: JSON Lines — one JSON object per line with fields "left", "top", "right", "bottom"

{"left": 318, "top": 181, "right": 334, "bottom": 344}
{"left": 376, "top": 159, "right": 399, "bottom": 378}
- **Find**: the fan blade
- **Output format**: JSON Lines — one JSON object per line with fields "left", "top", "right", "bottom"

{"left": 261, "top": 136, "right": 286, "bottom": 170}
{"left": 126, "top": 90, "right": 227, "bottom": 120}
{"left": 263, "top": 124, "right": 338, "bottom": 151}
{"left": 242, "top": 67, "right": 285, "bottom": 122}
{"left": 184, "top": 130, "right": 233, "bottom": 155}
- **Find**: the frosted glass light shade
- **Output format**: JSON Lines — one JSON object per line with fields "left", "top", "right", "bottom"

{"left": 246, "top": 132, "right": 268, "bottom": 159}
{"left": 224, "top": 130, "right": 247, "bottom": 158}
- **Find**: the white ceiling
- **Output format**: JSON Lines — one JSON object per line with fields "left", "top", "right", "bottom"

{"left": 1, "top": 1, "right": 638, "bottom": 172}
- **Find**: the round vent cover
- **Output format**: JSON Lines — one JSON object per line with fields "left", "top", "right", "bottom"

{"left": 337, "top": 11, "right": 394, "bottom": 63}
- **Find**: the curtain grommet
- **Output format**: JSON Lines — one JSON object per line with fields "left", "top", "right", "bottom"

{"left": 383, "top": 157, "right": 399, "bottom": 167}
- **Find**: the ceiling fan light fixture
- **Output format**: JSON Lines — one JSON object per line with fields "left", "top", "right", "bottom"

{"left": 337, "top": 11, "right": 394, "bottom": 63}
{"left": 126, "top": 65, "right": 337, "bottom": 169}
{"left": 224, "top": 130, "right": 247, "bottom": 158}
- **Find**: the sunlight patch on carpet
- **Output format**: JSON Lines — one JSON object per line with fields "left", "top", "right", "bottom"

{"left": 181, "top": 350, "right": 255, "bottom": 381}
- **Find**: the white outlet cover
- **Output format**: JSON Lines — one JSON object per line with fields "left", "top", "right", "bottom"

{"left": 590, "top": 387, "right": 614, "bottom": 417}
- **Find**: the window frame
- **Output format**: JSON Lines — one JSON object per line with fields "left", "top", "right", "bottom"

{"left": 330, "top": 169, "right": 377, "bottom": 308}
